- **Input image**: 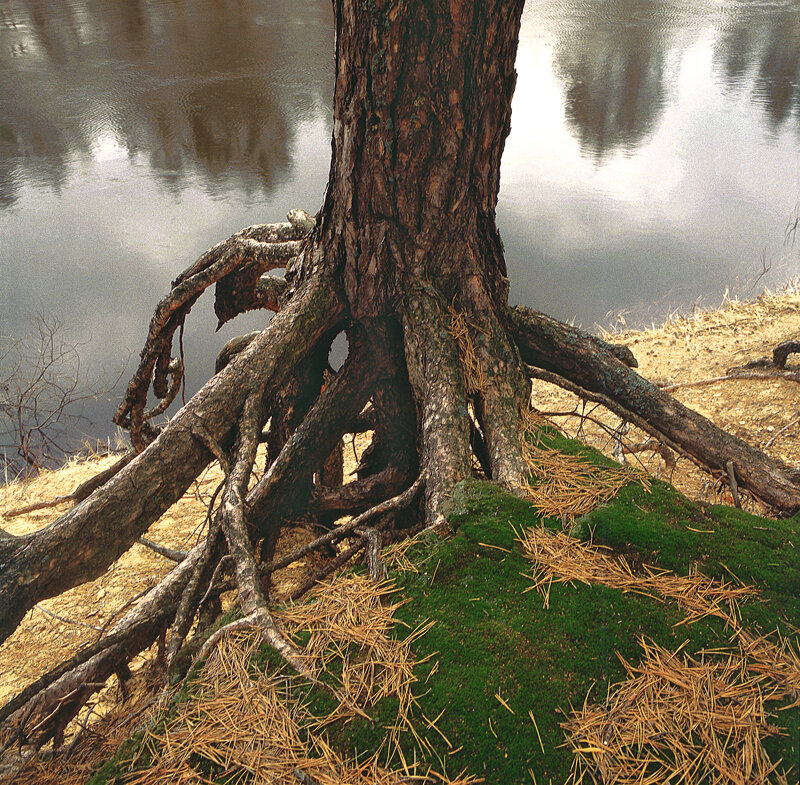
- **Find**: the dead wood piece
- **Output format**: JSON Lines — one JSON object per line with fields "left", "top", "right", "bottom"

{"left": 773, "top": 338, "right": 800, "bottom": 368}
{"left": 726, "top": 460, "right": 742, "bottom": 508}
{"left": 712, "top": 336, "right": 800, "bottom": 385}
{"left": 288, "top": 539, "right": 368, "bottom": 602}
{"left": 622, "top": 438, "right": 676, "bottom": 468}
{"left": 765, "top": 413, "right": 800, "bottom": 449}
{"left": 137, "top": 537, "right": 187, "bottom": 563}
{"left": 311, "top": 466, "right": 408, "bottom": 515}
{"left": 34, "top": 604, "right": 102, "bottom": 632}
{"left": 661, "top": 367, "right": 800, "bottom": 392}
{"left": 264, "top": 475, "right": 424, "bottom": 577}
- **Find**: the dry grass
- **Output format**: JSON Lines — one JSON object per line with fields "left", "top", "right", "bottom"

{"left": 124, "top": 573, "right": 474, "bottom": 785}
{"left": 519, "top": 528, "right": 753, "bottom": 625}
{"left": 598, "top": 288, "right": 800, "bottom": 345}
{"left": 518, "top": 442, "right": 643, "bottom": 522}
{"left": 276, "top": 574, "right": 426, "bottom": 739}
{"left": 563, "top": 639, "right": 787, "bottom": 785}
{"left": 447, "top": 306, "right": 485, "bottom": 395}
{"left": 381, "top": 533, "right": 426, "bottom": 575}
{"left": 520, "top": 526, "right": 800, "bottom": 783}
{"left": 0, "top": 453, "right": 225, "bottom": 707}
{"left": 516, "top": 412, "right": 646, "bottom": 522}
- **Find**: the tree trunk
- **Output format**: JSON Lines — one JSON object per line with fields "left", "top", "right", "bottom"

{"left": 306, "top": 0, "right": 531, "bottom": 525}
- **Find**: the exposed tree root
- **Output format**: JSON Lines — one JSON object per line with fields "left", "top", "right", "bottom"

{"left": 459, "top": 275, "right": 530, "bottom": 488}
{"left": 137, "top": 537, "right": 188, "bottom": 563}
{"left": 512, "top": 306, "right": 800, "bottom": 512}
{"left": 3, "top": 212, "right": 799, "bottom": 759}
{"left": 1, "top": 538, "right": 210, "bottom": 748}
{"left": 0, "top": 272, "right": 344, "bottom": 646}
{"left": 114, "top": 211, "right": 315, "bottom": 450}
{"left": 403, "top": 287, "right": 472, "bottom": 532}
{"left": 265, "top": 475, "right": 425, "bottom": 579}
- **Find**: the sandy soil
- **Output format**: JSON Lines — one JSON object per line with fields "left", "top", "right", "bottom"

{"left": 1, "top": 289, "right": 798, "bottom": 707}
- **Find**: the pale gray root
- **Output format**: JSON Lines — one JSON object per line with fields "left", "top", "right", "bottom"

{"left": 164, "top": 522, "right": 222, "bottom": 668}
{"left": 4, "top": 539, "right": 208, "bottom": 748}
{"left": 402, "top": 287, "right": 472, "bottom": 532}
{"left": 363, "top": 529, "right": 384, "bottom": 580}
{"left": 207, "top": 393, "right": 311, "bottom": 677}
{"left": 137, "top": 537, "right": 187, "bottom": 563}
{"left": 460, "top": 274, "right": 530, "bottom": 488}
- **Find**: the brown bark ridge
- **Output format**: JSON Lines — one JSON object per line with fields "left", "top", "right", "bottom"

{"left": 3, "top": 0, "right": 800, "bottom": 750}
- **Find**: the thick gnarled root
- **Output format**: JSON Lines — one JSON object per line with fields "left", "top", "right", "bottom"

{"left": 403, "top": 287, "right": 472, "bottom": 532}
{"left": 511, "top": 305, "right": 800, "bottom": 513}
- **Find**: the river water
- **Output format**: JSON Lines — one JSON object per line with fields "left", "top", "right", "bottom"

{"left": 1, "top": 0, "right": 799, "bottom": 447}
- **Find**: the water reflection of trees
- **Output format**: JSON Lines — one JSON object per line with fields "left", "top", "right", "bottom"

{"left": 715, "top": 3, "right": 800, "bottom": 133}
{"left": 549, "top": 0, "right": 684, "bottom": 160}
{"left": 0, "top": 0, "right": 333, "bottom": 206}
{"left": 548, "top": 0, "right": 800, "bottom": 160}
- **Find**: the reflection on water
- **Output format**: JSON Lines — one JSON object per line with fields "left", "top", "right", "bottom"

{"left": 500, "top": 0, "right": 800, "bottom": 327}
{"left": 550, "top": 0, "right": 680, "bottom": 160}
{"left": 1, "top": 0, "right": 799, "bottom": 443}
{"left": 715, "top": 0, "right": 800, "bottom": 132}
{"left": 0, "top": 0, "right": 334, "bottom": 208}
{"left": 524, "top": 0, "right": 800, "bottom": 161}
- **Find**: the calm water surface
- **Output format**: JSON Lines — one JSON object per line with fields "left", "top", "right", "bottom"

{"left": 1, "top": 0, "right": 799, "bottom": 443}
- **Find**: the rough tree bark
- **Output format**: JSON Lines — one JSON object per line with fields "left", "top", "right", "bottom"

{"left": 2, "top": 0, "right": 799, "bottom": 750}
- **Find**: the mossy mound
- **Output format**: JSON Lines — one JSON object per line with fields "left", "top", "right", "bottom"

{"left": 313, "top": 476, "right": 800, "bottom": 781}
{"left": 87, "top": 434, "right": 800, "bottom": 784}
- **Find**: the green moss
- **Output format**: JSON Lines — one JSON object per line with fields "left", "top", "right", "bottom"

{"left": 314, "top": 477, "right": 800, "bottom": 782}
{"left": 86, "top": 442, "right": 800, "bottom": 783}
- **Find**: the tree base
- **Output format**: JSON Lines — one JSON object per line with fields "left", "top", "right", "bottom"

{"left": 1, "top": 211, "right": 799, "bottom": 750}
